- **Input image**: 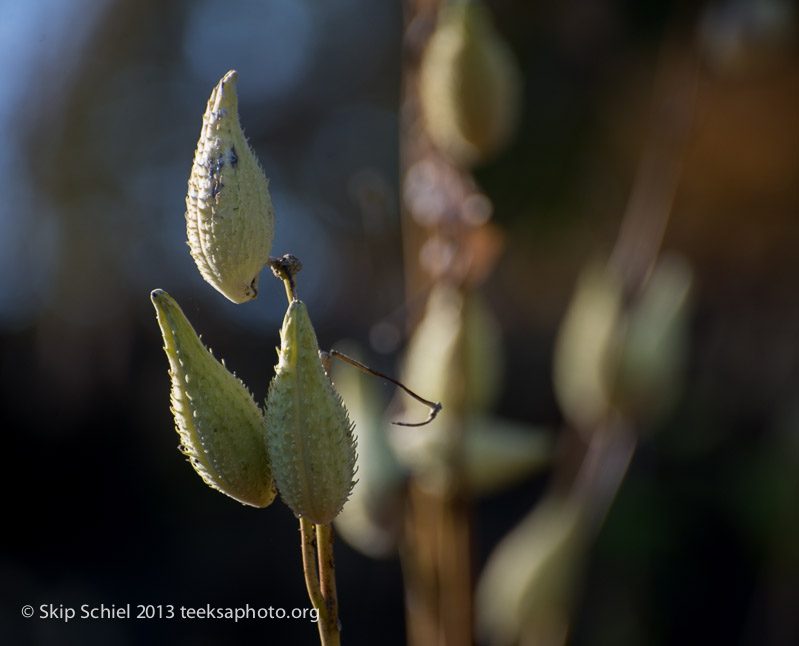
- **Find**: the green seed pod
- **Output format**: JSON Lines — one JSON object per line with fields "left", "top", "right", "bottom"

{"left": 419, "top": 0, "right": 522, "bottom": 166}
{"left": 613, "top": 254, "right": 692, "bottom": 424}
{"left": 553, "top": 262, "right": 624, "bottom": 434}
{"left": 476, "top": 495, "right": 587, "bottom": 645}
{"left": 265, "top": 300, "right": 357, "bottom": 526}
{"left": 186, "top": 70, "right": 275, "bottom": 303}
{"left": 151, "top": 289, "right": 276, "bottom": 508}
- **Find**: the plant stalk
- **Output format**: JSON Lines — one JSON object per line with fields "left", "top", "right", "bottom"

{"left": 300, "top": 517, "right": 341, "bottom": 646}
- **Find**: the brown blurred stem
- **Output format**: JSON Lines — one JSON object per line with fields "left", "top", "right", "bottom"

{"left": 399, "top": 2, "right": 475, "bottom": 642}
{"left": 608, "top": 36, "right": 698, "bottom": 297}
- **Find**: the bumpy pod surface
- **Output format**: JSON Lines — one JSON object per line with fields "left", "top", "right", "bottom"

{"left": 186, "top": 70, "right": 275, "bottom": 303}
{"left": 151, "top": 289, "right": 276, "bottom": 507}
{"left": 265, "top": 300, "right": 357, "bottom": 525}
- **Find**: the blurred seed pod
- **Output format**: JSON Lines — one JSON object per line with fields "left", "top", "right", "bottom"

{"left": 391, "top": 414, "right": 551, "bottom": 498}
{"left": 613, "top": 253, "right": 693, "bottom": 424}
{"left": 402, "top": 283, "right": 503, "bottom": 417}
{"left": 554, "top": 255, "right": 693, "bottom": 432}
{"left": 419, "top": 0, "right": 522, "bottom": 166}
{"left": 390, "top": 283, "right": 506, "bottom": 492}
{"left": 265, "top": 300, "right": 358, "bottom": 526}
{"left": 476, "top": 495, "right": 587, "bottom": 646}
{"left": 464, "top": 416, "right": 551, "bottom": 495}
{"left": 151, "top": 289, "right": 276, "bottom": 508}
{"left": 186, "top": 70, "right": 275, "bottom": 304}
{"left": 330, "top": 346, "right": 406, "bottom": 558}
{"left": 553, "top": 262, "right": 624, "bottom": 434}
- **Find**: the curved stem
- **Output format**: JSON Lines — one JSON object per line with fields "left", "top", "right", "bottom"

{"left": 324, "top": 349, "right": 442, "bottom": 427}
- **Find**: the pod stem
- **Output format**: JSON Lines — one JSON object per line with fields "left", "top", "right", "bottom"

{"left": 300, "top": 518, "right": 341, "bottom": 646}
{"left": 269, "top": 254, "right": 303, "bottom": 303}
{"left": 269, "top": 254, "right": 442, "bottom": 427}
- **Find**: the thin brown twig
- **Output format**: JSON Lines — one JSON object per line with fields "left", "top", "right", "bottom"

{"left": 324, "top": 349, "right": 443, "bottom": 427}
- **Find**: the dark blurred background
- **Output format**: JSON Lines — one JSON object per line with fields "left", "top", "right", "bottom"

{"left": 1, "top": 0, "right": 797, "bottom": 644}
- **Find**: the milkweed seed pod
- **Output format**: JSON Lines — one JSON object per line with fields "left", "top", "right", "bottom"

{"left": 476, "top": 495, "right": 587, "bottom": 645}
{"left": 613, "top": 254, "right": 692, "bottom": 424}
{"left": 265, "top": 300, "right": 357, "bottom": 526}
{"left": 553, "top": 262, "right": 624, "bottom": 434}
{"left": 401, "top": 284, "right": 503, "bottom": 418}
{"left": 554, "top": 255, "right": 692, "bottom": 432}
{"left": 419, "top": 0, "right": 522, "bottom": 166}
{"left": 463, "top": 416, "right": 551, "bottom": 496}
{"left": 331, "top": 350, "right": 405, "bottom": 558}
{"left": 151, "top": 289, "right": 276, "bottom": 508}
{"left": 186, "top": 70, "right": 275, "bottom": 303}
{"left": 389, "top": 284, "right": 503, "bottom": 493}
